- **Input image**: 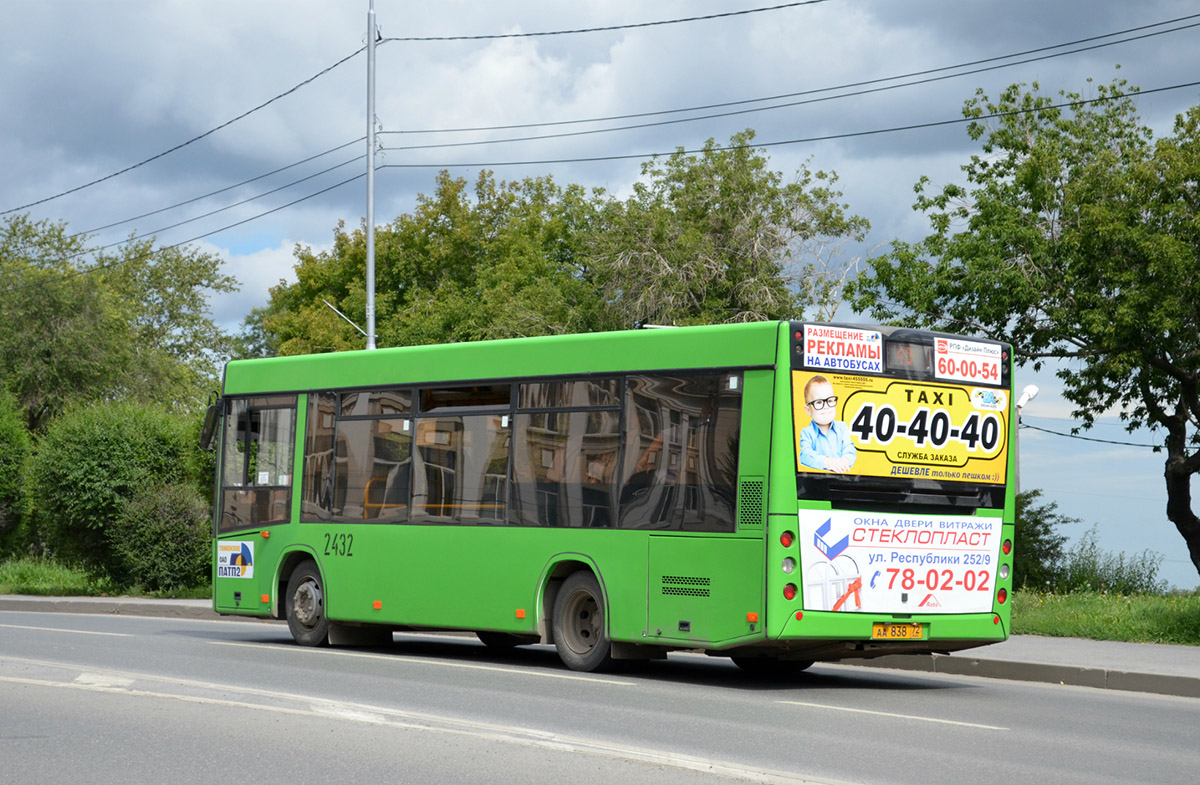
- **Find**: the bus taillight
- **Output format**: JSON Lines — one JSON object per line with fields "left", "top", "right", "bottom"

{"left": 780, "top": 530, "right": 795, "bottom": 548}
{"left": 783, "top": 584, "right": 797, "bottom": 601}
{"left": 1002, "top": 539, "right": 1012, "bottom": 555}
{"left": 997, "top": 588, "right": 1008, "bottom": 604}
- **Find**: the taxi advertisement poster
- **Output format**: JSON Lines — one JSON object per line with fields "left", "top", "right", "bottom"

{"left": 792, "top": 330, "right": 1010, "bottom": 486}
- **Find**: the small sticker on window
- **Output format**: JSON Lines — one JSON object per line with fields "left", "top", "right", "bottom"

{"left": 729, "top": 376, "right": 739, "bottom": 390}
{"left": 257, "top": 471, "right": 270, "bottom": 485}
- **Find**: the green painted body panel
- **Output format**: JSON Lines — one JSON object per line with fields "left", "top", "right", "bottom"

{"left": 222, "top": 322, "right": 780, "bottom": 395}
{"left": 212, "top": 321, "right": 1018, "bottom": 658}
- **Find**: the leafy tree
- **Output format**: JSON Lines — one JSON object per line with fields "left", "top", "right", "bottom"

{"left": 0, "top": 391, "right": 30, "bottom": 554}
{"left": 259, "top": 171, "right": 608, "bottom": 353}
{"left": 1014, "top": 488, "right": 1074, "bottom": 589}
{"left": 255, "top": 131, "right": 868, "bottom": 352}
{"left": 0, "top": 215, "right": 238, "bottom": 428}
{"left": 592, "top": 130, "right": 869, "bottom": 326}
{"left": 850, "top": 78, "right": 1200, "bottom": 580}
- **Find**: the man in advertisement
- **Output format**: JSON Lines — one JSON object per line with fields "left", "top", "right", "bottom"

{"left": 798, "top": 375, "right": 857, "bottom": 473}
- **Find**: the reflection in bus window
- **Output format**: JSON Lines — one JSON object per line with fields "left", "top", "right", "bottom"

{"left": 219, "top": 395, "right": 296, "bottom": 532}
{"left": 412, "top": 415, "right": 509, "bottom": 524}
{"left": 335, "top": 418, "right": 412, "bottom": 522}
{"left": 618, "top": 375, "right": 741, "bottom": 532}
{"left": 512, "top": 409, "right": 620, "bottom": 527}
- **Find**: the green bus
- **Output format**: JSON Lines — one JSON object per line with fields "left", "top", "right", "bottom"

{"left": 206, "top": 320, "right": 1016, "bottom": 673}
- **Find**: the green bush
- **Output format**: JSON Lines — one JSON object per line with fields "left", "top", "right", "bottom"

{"left": 1053, "top": 527, "right": 1167, "bottom": 595}
{"left": 25, "top": 401, "right": 195, "bottom": 574}
{"left": 1014, "top": 488, "right": 1073, "bottom": 590}
{"left": 0, "top": 391, "right": 31, "bottom": 555}
{"left": 108, "top": 484, "right": 211, "bottom": 591}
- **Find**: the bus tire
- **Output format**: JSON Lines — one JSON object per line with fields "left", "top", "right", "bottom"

{"left": 552, "top": 572, "right": 613, "bottom": 672}
{"left": 286, "top": 560, "right": 330, "bottom": 646}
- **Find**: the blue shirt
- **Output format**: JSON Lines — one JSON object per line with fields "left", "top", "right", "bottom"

{"left": 799, "top": 420, "right": 857, "bottom": 471}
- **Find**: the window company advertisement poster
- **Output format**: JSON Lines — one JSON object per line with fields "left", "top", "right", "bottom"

{"left": 216, "top": 540, "right": 255, "bottom": 579}
{"left": 792, "top": 370, "right": 1009, "bottom": 485}
{"left": 798, "top": 509, "right": 1002, "bottom": 614}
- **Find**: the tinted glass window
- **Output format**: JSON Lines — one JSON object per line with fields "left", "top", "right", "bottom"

{"left": 340, "top": 390, "right": 412, "bottom": 417}
{"left": 518, "top": 378, "right": 620, "bottom": 410}
{"left": 334, "top": 418, "right": 412, "bottom": 522}
{"left": 512, "top": 409, "right": 620, "bottom": 527}
{"left": 412, "top": 415, "right": 509, "bottom": 524}
{"left": 420, "top": 385, "right": 511, "bottom": 412}
{"left": 618, "top": 374, "right": 741, "bottom": 532}
{"left": 302, "top": 393, "right": 336, "bottom": 521}
{"left": 219, "top": 395, "right": 296, "bottom": 532}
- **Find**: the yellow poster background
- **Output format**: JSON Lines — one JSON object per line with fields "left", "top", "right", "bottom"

{"left": 793, "top": 371, "right": 1009, "bottom": 484}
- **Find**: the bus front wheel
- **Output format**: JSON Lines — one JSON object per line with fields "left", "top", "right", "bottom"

{"left": 552, "top": 572, "right": 614, "bottom": 672}
{"left": 286, "top": 561, "right": 330, "bottom": 646}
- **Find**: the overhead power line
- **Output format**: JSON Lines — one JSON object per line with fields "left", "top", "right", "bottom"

{"left": 77, "top": 138, "right": 365, "bottom": 237}
{"left": 381, "top": 1, "right": 832, "bottom": 42}
{"left": 1020, "top": 422, "right": 1160, "bottom": 449}
{"left": 378, "top": 79, "right": 1200, "bottom": 170}
{"left": 380, "top": 17, "right": 1200, "bottom": 154}
{"left": 1, "top": 48, "right": 365, "bottom": 216}
{"left": 386, "top": 12, "right": 1200, "bottom": 136}
{"left": 0, "top": 172, "right": 367, "bottom": 294}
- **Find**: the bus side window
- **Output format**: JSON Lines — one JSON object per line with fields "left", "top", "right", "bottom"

{"left": 218, "top": 395, "right": 296, "bottom": 533}
{"left": 618, "top": 374, "right": 741, "bottom": 532}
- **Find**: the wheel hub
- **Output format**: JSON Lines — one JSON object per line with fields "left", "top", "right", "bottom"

{"left": 293, "top": 579, "right": 323, "bottom": 627}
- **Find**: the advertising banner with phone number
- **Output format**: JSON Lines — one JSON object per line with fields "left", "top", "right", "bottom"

{"left": 792, "top": 370, "right": 1009, "bottom": 485}
{"left": 798, "top": 509, "right": 1002, "bottom": 614}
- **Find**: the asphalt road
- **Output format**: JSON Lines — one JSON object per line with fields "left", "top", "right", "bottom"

{"left": 2, "top": 610, "right": 1198, "bottom": 785}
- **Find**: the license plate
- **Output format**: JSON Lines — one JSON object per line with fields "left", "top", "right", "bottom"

{"left": 871, "top": 622, "right": 923, "bottom": 640}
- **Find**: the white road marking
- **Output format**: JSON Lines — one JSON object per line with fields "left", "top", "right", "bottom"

{"left": 74, "top": 672, "right": 135, "bottom": 688}
{"left": 0, "top": 623, "right": 132, "bottom": 637}
{"left": 777, "top": 699, "right": 1008, "bottom": 730}
{"left": 0, "top": 668, "right": 853, "bottom": 785}
{"left": 207, "top": 639, "right": 637, "bottom": 685}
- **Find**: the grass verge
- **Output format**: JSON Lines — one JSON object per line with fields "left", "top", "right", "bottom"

{"left": 1012, "top": 590, "right": 1200, "bottom": 646}
{"left": 0, "top": 557, "right": 208, "bottom": 598}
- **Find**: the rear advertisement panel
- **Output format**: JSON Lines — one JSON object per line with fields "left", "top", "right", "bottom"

{"left": 792, "top": 369, "right": 1009, "bottom": 485}
{"left": 798, "top": 509, "right": 1001, "bottom": 614}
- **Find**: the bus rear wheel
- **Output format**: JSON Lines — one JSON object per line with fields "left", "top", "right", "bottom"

{"left": 552, "top": 572, "right": 613, "bottom": 672}
{"left": 286, "top": 561, "right": 330, "bottom": 646}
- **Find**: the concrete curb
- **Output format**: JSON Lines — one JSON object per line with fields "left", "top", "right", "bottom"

{"left": 0, "top": 596, "right": 224, "bottom": 621}
{"left": 845, "top": 652, "right": 1200, "bottom": 699}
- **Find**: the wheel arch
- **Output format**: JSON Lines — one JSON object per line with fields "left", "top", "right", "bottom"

{"left": 535, "top": 553, "right": 607, "bottom": 645}
{"left": 274, "top": 547, "right": 321, "bottom": 620}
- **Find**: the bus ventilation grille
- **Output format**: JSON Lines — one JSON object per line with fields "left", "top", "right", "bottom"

{"left": 737, "top": 478, "right": 765, "bottom": 529}
{"left": 662, "top": 576, "right": 711, "bottom": 597}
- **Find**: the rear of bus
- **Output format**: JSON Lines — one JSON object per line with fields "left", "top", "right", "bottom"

{"left": 764, "top": 321, "right": 1016, "bottom": 660}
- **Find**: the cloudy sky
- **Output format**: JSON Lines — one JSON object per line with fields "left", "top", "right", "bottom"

{"left": 3, "top": 1, "right": 1199, "bottom": 587}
